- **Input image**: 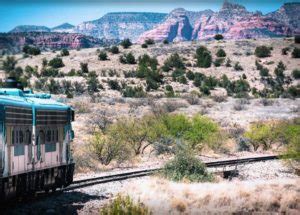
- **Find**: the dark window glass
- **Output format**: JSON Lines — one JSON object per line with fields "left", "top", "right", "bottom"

{"left": 12, "top": 130, "right": 15, "bottom": 144}
{"left": 19, "top": 130, "right": 24, "bottom": 144}
{"left": 46, "top": 130, "right": 51, "bottom": 142}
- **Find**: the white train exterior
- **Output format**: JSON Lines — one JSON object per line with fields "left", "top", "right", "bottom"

{"left": 0, "top": 82, "right": 75, "bottom": 200}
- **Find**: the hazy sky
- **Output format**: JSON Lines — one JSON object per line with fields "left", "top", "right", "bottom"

{"left": 0, "top": 0, "right": 299, "bottom": 32}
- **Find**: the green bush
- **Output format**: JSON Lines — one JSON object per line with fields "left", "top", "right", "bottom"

{"left": 196, "top": 46, "right": 212, "bottom": 68}
{"left": 60, "top": 48, "right": 69, "bottom": 56}
{"left": 165, "top": 85, "right": 175, "bottom": 97}
{"left": 87, "top": 71, "right": 101, "bottom": 94}
{"left": 172, "top": 68, "right": 185, "bottom": 81}
{"left": 214, "top": 58, "right": 224, "bottom": 67}
{"left": 292, "top": 69, "right": 300, "bottom": 79}
{"left": 292, "top": 47, "right": 300, "bottom": 58}
{"left": 98, "top": 51, "right": 108, "bottom": 61}
{"left": 216, "top": 48, "right": 226, "bottom": 57}
{"left": 144, "top": 38, "right": 155, "bottom": 45}
{"left": 119, "top": 53, "right": 136, "bottom": 64}
{"left": 141, "top": 43, "right": 148, "bottom": 49}
{"left": 122, "top": 86, "right": 146, "bottom": 98}
{"left": 234, "top": 62, "right": 243, "bottom": 71}
{"left": 255, "top": 46, "right": 271, "bottom": 58}
{"left": 120, "top": 38, "right": 132, "bottom": 49}
{"left": 22, "top": 45, "right": 41, "bottom": 55}
{"left": 178, "top": 76, "right": 187, "bottom": 84}
{"left": 260, "top": 67, "right": 269, "bottom": 77}
{"left": 287, "top": 86, "right": 300, "bottom": 98}
{"left": 100, "top": 195, "right": 150, "bottom": 215}
{"left": 163, "top": 39, "right": 169, "bottom": 44}
{"left": 110, "top": 46, "right": 119, "bottom": 54}
{"left": 48, "top": 57, "right": 64, "bottom": 68}
{"left": 282, "top": 47, "right": 289, "bottom": 55}
{"left": 162, "top": 53, "right": 185, "bottom": 72}
{"left": 162, "top": 148, "right": 213, "bottom": 182}
{"left": 108, "top": 80, "right": 121, "bottom": 91}
{"left": 225, "top": 58, "right": 232, "bottom": 67}
{"left": 1, "top": 56, "right": 17, "bottom": 73}
{"left": 186, "top": 71, "right": 195, "bottom": 80}
{"left": 214, "top": 34, "right": 224, "bottom": 40}
{"left": 40, "top": 67, "right": 59, "bottom": 77}
{"left": 80, "top": 63, "right": 89, "bottom": 73}
{"left": 47, "top": 78, "right": 61, "bottom": 94}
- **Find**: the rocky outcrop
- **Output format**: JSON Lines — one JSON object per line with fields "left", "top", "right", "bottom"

{"left": 76, "top": 12, "right": 167, "bottom": 42}
{"left": 138, "top": 1, "right": 300, "bottom": 42}
{"left": 51, "top": 23, "right": 75, "bottom": 33}
{"left": 10, "top": 25, "right": 51, "bottom": 33}
{"left": 0, "top": 32, "right": 112, "bottom": 53}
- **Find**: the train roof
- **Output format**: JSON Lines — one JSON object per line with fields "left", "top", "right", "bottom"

{"left": 0, "top": 88, "right": 70, "bottom": 111}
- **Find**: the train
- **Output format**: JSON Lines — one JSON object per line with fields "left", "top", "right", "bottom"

{"left": 0, "top": 78, "right": 75, "bottom": 200}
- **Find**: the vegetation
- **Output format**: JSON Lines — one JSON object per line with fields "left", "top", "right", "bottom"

{"left": 100, "top": 195, "right": 150, "bottom": 215}
{"left": 1, "top": 56, "right": 17, "bottom": 73}
{"left": 295, "top": 35, "right": 300, "bottom": 44}
{"left": 110, "top": 46, "right": 119, "bottom": 54}
{"left": 292, "top": 69, "right": 300, "bottom": 79}
{"left": 216, "top": 48, "right": 226, "bottom": 57}
{"left": 244, "top": 119, "right": 300, "bottom": 152}
{"left": 90, "top": 114, "right": 222, "bottom": 165}
{"left": 87, "top": 71, "right": 101, "bottom": 94}
{"left": 122, "top": 86, "right": 146, "bottom": 98}
{"left": 162, "top": 147, "right": 213, "bottom": 182}
{"left": 108, "top": 79, "right": 121, "bottom": 91}
{"left": 98, "top": 51, "right": 108, "bottom": 61}
{"left": 163, "top": 39, "right": 169, "bottom": 44}
{"left": 292, "top": 47, "right": 300, "bottom": 58}
{"left": 48, "top": 57, "right": 64, "bottom": 68}
{"left": 141, "top": 43, "right": 148, "bottom": 49}
{"left": 144, "top": 38, "right": 155, "bottom": 45}
{"left": 234, "top": 62, "right": 243, "bottom": 71}
{"left": 80, "top": 63, "right": 89, "bottom": 74}
{"left": 120, "top": 38, "right": 132, "bottom": 49}
{"left": 214, "top": 34, "right": 224, "bottom": 40}
{"left": 255, "top": 46, "right": 271, "bottom": 58}
{"left": 22, "top": 45, "right": 41, "bottom": 55}
{"left": 119, "top": 53, "right": 136, "bottom": 64}
{"left": 196, "top": 46, "right": 212, "bottom": 68}
{"left": 162, "top": 53, "right": 185, "bottom": 72}
{"left": 60, "top": 48, "right": 69, "bottom": 56}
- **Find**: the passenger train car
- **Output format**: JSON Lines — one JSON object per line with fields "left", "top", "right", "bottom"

{"left": 0, "top": 78, "right": 75, "bottom": 200}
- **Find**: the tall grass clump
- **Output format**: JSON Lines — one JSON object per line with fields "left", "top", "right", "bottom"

{"left": 100, "top": 195, "right": 150, "bottom": 215}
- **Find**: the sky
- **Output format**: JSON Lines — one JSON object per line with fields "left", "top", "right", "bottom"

{"left": 0, "top": 0, "right": 299, "bottom": 32}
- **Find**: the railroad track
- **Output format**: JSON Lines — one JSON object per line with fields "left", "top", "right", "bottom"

{"left": 65, "top": 155, "right": 279, "bottom": 191}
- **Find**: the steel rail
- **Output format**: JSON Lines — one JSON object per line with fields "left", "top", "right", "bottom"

{"left": 65, "top": 155, "right": 279, "bottom": 191}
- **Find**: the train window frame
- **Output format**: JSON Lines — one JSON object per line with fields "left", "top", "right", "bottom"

{"left": 12, "top": 127, "right": 25, "bottom": 156}
{"left": 45, "top": 127, "right": 57, "bottom": 153}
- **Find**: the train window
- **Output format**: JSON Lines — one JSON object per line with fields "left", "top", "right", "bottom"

{"left": 55, "top": 130, "right": 59, "bottom": 142}
{"left": 26, "top": 130, "right": 31, "bottom": 144}
{"left": 51, "top": 130, "right": 55, "bottom": 142}
{"left": 46, "top": 130, "right": 51, "bottom": 142}
{"left": 12, "top": 130, "right": 15, "bottom": 144}
{"left": 19, "top": 130, "right": 24, "bottom": 144}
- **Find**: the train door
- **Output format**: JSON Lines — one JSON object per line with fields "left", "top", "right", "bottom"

{"left": 10, "top": 127, "right": 26, "bottom": 175}
{"left": 35, "top": 130, "right": 45, "bottom": 170}
{"left": 44, "top": 127, "right": 59, "bottom": 167}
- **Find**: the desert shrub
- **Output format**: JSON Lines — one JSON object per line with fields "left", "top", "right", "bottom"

{"left": 214, "top": 58, "right": 224, "bottom": 67}
{"left": 144, "top": 38, "right": 155, "bottom": 45}
{"left": 260, "top": 67, "right": 269, "bottom": 77}
{"left": 162, "top": 148, "right": 213, "bottom": 182}
{"left": 178, "top": 76, "right": 187, "bottom": 84}
{"left": 244, "top": 122, "right": 277, "bottom": 151}
{"left": 90, "top": 132, "right": 131, "bottom": 165}
{"left": 74, "top": 81, "right": 85, "bottom": 95}
{"left": 25, "top": 65, "right": 38, "bottom": 77}
{"left": 216, "top": 48, "right": 226, "bottom": 57}
{"left": 225, "top": 58, "right": 232, "bottom": 67}
{"left": 73, "top": 101, "right": 91, "bottom": 114}
{"left": 292, "top": 69, "right": 300, "bottom": 79}
{"left": 196, "top": 46, "right": 212, "bottom": 68}
{"left": 1, "top": 56, "right": 17, "bottom": 73}
{"left": 22, "top": 45, "right": 40, "bottom": 55}
{"left": 66, "top": 69, "right": 76, "bottom": 76}
{"left": 46, "top": 79, "right": 61, "bottom": 94}
{"left": 100, "top": 195, "right": 150, "bottom": 215}
{"left": 40, "top": 67, "right": 59, "bottom": 77}
{"left": 234, "top": 62, "right": 243, "bottom": 71}
{"left": 292, "top": 47, "right": 300, "bottom": 58}
{"left": 172, "top": 68, "right": 185, "bottom": 81}
{"left": 98, "top": 51, "right": 108, "bottom": 61}
{"left": 138, "top": 54, "right": 158, "bottom": 71}
{"left": 237, "top": 138, "right": 251, "bottom": 152}
{"left": 108, "top": 79, "right": 121, "bottom": 91}
{"left": 162, "top": 53, "right": 185, "bottom": 72}
{"left": 255, "top": 46, "right": 271, "bottom": 58}
{"left": 34, "top": 78, "right": 47, "bottom": 91}
{"left": 287, "top": 86, "right": 300, "bottom": 98}
{"left": 61, "top": 80, "right": 74, "bottom": 98}
{"left": 165, "top": 85, "right": 175, "bottom": 97}
{"left": 87, "top": 71, "right": 101, "bottom": 94}
{"left": 214, "top": 34, "right": 224, "bottom": 40}
{"left": 163, "top": 39, "right": 169, "bottom": 44}
{"left": 186, "top": 71, "right": 195, "bottom": 80}
{"left": 122, "top": 86, "right": 146, "bottom": 98}
{"left": 80, "top": 63, "right": 89, "bottom": 73}
{"left": 110, "top": 46, "right": 119, "bottom": 54}
{"left": 60, "top": 48, "right": 69, "bottom": 56}
{"left": 193, "top": 72, "right": 206, "bottom": 87}
{"left": 295, "top": 35, "right": 300, "bottom": 44}
{"left": 120, "top": 38, "right": 132, "bottom": 49}
{"left": 141, "top": 43, "right": 148, "bottom": 48}
{"left": 119, "top": 52, "right": 136, "bottom": 64}
{"left": 184, "top": 91, "right": 200, "bottom": 105}
{"left": 281, "top": 47, "right": 289, "bottom": 55}
{"left": 48, "top": 57, "right": 64, "bottom": 68}
{"left": 260, "top": 98, "right": 274, "bottom": 106}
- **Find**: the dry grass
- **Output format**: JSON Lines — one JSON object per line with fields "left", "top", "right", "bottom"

{"left": 125, "top": 178, "right": 300, "bottom": 214}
